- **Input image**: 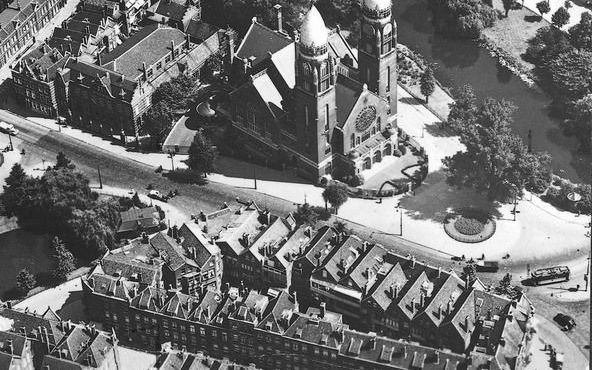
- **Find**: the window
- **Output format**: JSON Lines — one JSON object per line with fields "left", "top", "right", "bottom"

{"left": 382, "top": 23, "right": 393, "bottom": 54}
{"left": 362, "top": 131, "right": 371, "bottom": 142}
{"left": 324, "top": 104, "right": 330, "bottom": 131}
{"left": 200, "top": 328, "right": 206, "bottom": 336}
{"left": 304, "top": 105, "right": 309, "bottom": 128}
{"left": 387, "top": 66, "right": 391, "bottom": 92}
{"left": 350, "top": 134, "right": 355, "bottom": 148}
{"left": 356, "top": 137, "right": 361, "bottom": 145}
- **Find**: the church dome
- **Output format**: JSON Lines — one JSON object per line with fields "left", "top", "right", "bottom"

{"left": 299, "top": 6, "right": 328, "bottom": 52}
{"left": 363, "top": 0, "right": 391, "bottom": 11}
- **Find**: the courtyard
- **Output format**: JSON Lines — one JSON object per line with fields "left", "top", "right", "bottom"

{"left": 360, "top": 150, "right": 420, "bottom": 190}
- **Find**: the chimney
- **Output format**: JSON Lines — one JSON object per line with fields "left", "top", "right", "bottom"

{"left": 320, "top": 302, "right": 326, "bottom": 318}
{"left": 410, "top": 298, "right": 415, "bottom": 314}
{"left": 6, "top": 339, "right": 13, "bottom": 355}
{"left": 97, "top": 52, "right": 102, "bottom": 65}
{"left": 390, "top": 284, "right": 398, "bottom": 299}
{"left": 273, "top": 4, "right": 283, "bottom": 33}
{"left": 226, "top": 28, "right": 235, "bottom": 64}
{"left": 142, "top": 62, "right": 147, "bottom": 81}
{"left": 464, "top": 315, "right": 469, "bottom": 331}
{"left": 465, "top": 276, "right": 470, "bottom": 290}
{"left": 43, "top": 327, "right": 50, "bottom": 352}
{"left": 402, "top": 345, "right": 407, "bottom": 358}
{"left": 170, "top": 40, "right": 175, "bottom": 60}
{"left": 293, "top": 291, "right": 299, "bottom": 312}
{"left": 438, "top": 304, "right": 442, "bottom": 318}
{"left": 411, "top": 256, "right": 416, "bottom": 269}
{"left": 185, "top": 33, "right": 191, "bottom": 50}
{"left": 6, "top": 301, "right": 11, "bottom": 309}
{"left": 437, "top": 266, "right": 442, "bottom": 278}
{"left": 499, "top": 336, "right": 505, "bottom": 346}
{"left": 419, "top": 294, "right": 424, "bottom": 308}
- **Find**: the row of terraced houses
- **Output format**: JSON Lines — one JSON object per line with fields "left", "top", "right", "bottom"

{"left": 81, "top": 201, "right": 535, "bottom": 370}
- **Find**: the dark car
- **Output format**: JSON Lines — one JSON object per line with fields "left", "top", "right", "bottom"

{"left": 554, "top": 313, "right": 576, "bottom": 330}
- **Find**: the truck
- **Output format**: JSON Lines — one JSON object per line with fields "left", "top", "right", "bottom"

{"left": 475, "top": 260, "right": 499, "bottom": 272}
{"left": 531, "top": 266, "right": 570, "bottom": 286}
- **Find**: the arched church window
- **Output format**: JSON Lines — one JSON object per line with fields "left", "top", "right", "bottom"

{"left": 303, "top": 64, "right": 311, "bottom": 91}
{"left": 372, "top": 126, "right": 376, "bottom": 135}
{"left": 350, "top": 133, "right": 355, "bottom": 148}
{"left": 382, "top": 23, "right": 393, "bottom": 54}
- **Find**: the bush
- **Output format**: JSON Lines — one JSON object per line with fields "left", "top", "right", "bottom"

{"left": 164, "top": 169, "right": 209, "bottom": 185}
{"left": 399, "top": 145, "right": 408, "bottom": 155}
{"left": 454, "top": 216, "right": 486, "bottom": 235}
{"left": 393, "top": 149, "right": 402, "bottom": 157}
{"left": 399, "top": 131, "right": 409, "bottom": 142}
{"left": 311, "top": 206, "right": 332, "bottom": 221}
{"left": 347, "top": 174, "right": 365, "bottom": 187}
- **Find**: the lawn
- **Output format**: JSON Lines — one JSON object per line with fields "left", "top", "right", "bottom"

{"left": 0, "top": 230, "right": 51, "bottom": 299}
{"left": 481, "top": 0, "right": 549, "bottom": 72}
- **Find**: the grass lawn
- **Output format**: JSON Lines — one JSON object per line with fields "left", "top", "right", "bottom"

{"left": 482, "top": 0, "right": 549, "bottom": 72}
{"left": 0, "top": 230, "right": 51, "bottom": 299}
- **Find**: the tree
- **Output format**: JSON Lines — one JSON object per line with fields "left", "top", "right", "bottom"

{"left": 51, "top": 236, "right": 76, "bottom": 283}
{"left": 420, "top": 67, "right": 436, "bottom": 103}
{"left": 443, "top": 96, "right": 552, "bottom": 200}
{"left": 132, "top": 192, "right": 144, "bottom": 208}
{"left": 140, "top": 101, "right": 175, "bottom": 143}
{"left": 201, "top": 53, "right": 224, "bottom": 81}
{"left": 551, "top": 7, "right": 570, "bottom": 28}
{"left": 188, "top": 130, "right": 216, "bottom": 175}
{"left": 536, "top": 1, "right": 550, "bottom": 20}
{"left": 333, "top": 220, "right": 352, "bottom": 235}
{"left": 4, "top": 163, "right": 27, "bottom": 189}
{"left": 55, "top": 152, "right": 74, "bottom": 170}
{"left": 545, "top": 50, "right": 592, "bottom": 104}
{"left": 564, "top": 94, "right": 592, "bottom": 152}
{"left": 569, "top": 12, "right": 592, "bottom": 51}
{"left": 448, "top": 85, "right": 478, "bottom": 129}
{"left": 496, "top": 273, "right": 513, "bottom": 296}
{"left": 502, "top": 0, "right": 513, "bottom": 17}
{"left": 461, "top": 260, "right": 477, "bottom": 284}
{"left": 322, "top": 183, "right": 349, "bottom": 214}
{"left": 294, "top": 203, "right": 318, "bottom": 227}
{"left": 16, "top": 268, "right": 36, "bottom": 295}
{"left": 152, "top": 74, "right": 199, "bottom": 111}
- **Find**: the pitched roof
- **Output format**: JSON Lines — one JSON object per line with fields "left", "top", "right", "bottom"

{"left": 328, "top": 30, "right": 357, "bottom": 68}
{"left": 154, "top": 0, "right": 189, "bottom": 22}
{"left": 179, "top": 223, "right": 220, "bottom": 267}
{"left": 118, "top": 206, "right": 161, "bottom": 233}
{"left": 150, "top": 232, "right": 197, "bottom": 271}
{"left": 235, "top": 21, "right": 293, "bottom": 69}
{"left": 335, "top": 74, "right": 363, "bottom": 127}
{"left": 299, "top": 226, "right": 337, "bottom": 267}
{"left": 186, "top": 21, "right": 218, "bottom": 43}
{"left": 366, "top": 262, "right": 407, "bottom": 311}
{"left": 101, "top": 24, "right": 187, "bottom": 79}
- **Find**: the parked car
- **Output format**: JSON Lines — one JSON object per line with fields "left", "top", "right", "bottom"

{"left": 148, "top": 190, "right": 168, "bottom": 202}
{"left": 475, "top": 260, "right": 499, "bottom": 272}
{"left": 0, "top": 121, "right": 18, "bottom": 135}
{"left": 553, "top": 313, "right": 576, "bottom": 330}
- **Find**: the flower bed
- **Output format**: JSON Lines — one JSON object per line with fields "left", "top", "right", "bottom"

{"left": 444, "top": 209, "right": 496, "bottom": 243}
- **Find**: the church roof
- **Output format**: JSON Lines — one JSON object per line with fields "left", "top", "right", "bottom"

{"left": 299, "top": 6, "right": 328, "bottom": 49}
{"left": 235, "top": 21, "right": 292, "bottom": 69}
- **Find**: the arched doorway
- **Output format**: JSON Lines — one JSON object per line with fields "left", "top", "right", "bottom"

{"left": 373, "top": 150, "right": 382, "bottom": 163}
{"left": 383, "top": 143, "right": 392, "bottom": 156}
{"left": 363, "top": 157, "right": 371, "bottom": 170}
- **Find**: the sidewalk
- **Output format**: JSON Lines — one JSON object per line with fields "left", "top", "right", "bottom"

{"left": 4, "top": 89, "right": 589, "bottom": 263}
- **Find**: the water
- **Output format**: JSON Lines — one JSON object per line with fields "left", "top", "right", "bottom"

{"left": 393, "top": 0, "right": 590, "bottom": 183}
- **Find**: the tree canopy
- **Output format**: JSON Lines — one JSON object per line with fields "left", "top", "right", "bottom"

{"left": 16, "top": 268, "right": 36, "bottom": 295}
{"left": 51, "top": 236, "right": 76, "bottom": 283}
{"left": 140, "top": 101, "right": 175, "bottom": 143}
{"left": 0, "top": 158, "right": 120, "bottom": 259}
{"left": 428, "top": 0, "right": 499, "bottom": 38}
{"left": 152, "top": 74, "right": 200, "bottom": 112}
{"left": 188, "top": 130, "right": 216, "bottom": 175}
{"left": 536, "top": 1, "right": 550, "bottom": 18}
{"left": 55, "top": 152, "right": 75, "bottom": 170}
{"left": 569, "top": 12, "right": 592, "bottom": 51}
{"left": 444, "top": 88, "right": 552, "bottom": 200}
{"left": 551, "top": 6, "right": 570, "bottom": 28}
{"left": 322, "top": 183, "right": 349, "bottom": 214}
{"left": 420, "top": 67, "right": 436, "bottom": 103}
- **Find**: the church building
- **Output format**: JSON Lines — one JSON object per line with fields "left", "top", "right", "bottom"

{"left": 227, "top": 0, "right": 398, "bottom": 182}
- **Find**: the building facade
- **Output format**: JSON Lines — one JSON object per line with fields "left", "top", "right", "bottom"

{"left": 226, "top": 0, "right": 398, "bottom": 182}
{"left": 0, "top": 0, "right": 66, "bottom": 68}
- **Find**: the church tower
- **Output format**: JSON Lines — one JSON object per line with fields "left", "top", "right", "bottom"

{"left": 292, "top": 6, "right": 337, "bottom": 179}
{"left": 358, "top": 0, "right": 397, "bottom": 117}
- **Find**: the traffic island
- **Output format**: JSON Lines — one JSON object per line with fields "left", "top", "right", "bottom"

{"left": 443, "top": 208, "right": 497, "bottom": 243}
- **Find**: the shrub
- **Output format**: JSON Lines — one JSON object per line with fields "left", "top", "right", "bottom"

{"left": 311, "top": 206, "right": 332, "bottom": 221}
{"left": 454, "top": 216, "right": 486, "bottom": 235}
{"left": 393, "top": 149, "right": 402, "bottom": 157}
{"left": 165, "top": 169, "right": 209, "bottom": 185}
{"left": 399, "top": 131, "right": 409, "bottom": 142}
{"left": 347, "top": 174, "right": 365, "bottom": 187}
{"left": 399, "top": 145, "right": 408, "bottom": 155}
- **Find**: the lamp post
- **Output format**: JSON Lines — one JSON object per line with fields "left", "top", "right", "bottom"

{"left": 168, "top": 151, "right": 176, "bottom": 171}
{"left": 7, "top": 132, "right": 13, "bottom": 151}
{"left": 395, "top": 203, "right": 403, "bottom": 236}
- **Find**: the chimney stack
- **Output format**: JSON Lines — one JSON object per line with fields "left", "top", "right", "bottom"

{"left": 7, "top": 339, "right": 13, "bottom": 355}
{"left": 410, "top": 298, "right": 415, "bottom": 314}
{"left": 273, "top": 4, "right": 283, "bottom": 33}
{"left": 320, "top": 302, "right": 326, "bottom": 318}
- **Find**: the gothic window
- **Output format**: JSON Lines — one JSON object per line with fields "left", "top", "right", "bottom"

{"left": 350, "top": 133, "right": 355, "bottom": 148}
{"left": 324, "top": 104, "right": 330, "bottom": 131}
{"left": 320, "top": 63, "right": 330, "bottom": 92}
{"left": 372, "top": 126, "right": 376, "bottom": 135}
{"left": 304, "top": 105, "right": 309, "bottom": 128}
{"left": 303, "top": 64, "right": 311, "bottom": 91}
{"left": 382, "top": 23, "right": 393, "bottom": 54}
{"left": 363, "top": 23, "right": 374, "bottom": 54}
{"left": 387, "top": 66, "right": 391, "bottom": 92}
{"left": 362, "top": 130, "right": 371, "bottom": 142}
{"left": 356, "top": 136, "right": 361, "bottom": 146}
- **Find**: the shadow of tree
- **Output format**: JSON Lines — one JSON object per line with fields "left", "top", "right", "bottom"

{"left": 398, "top": 170, "right": 503, "bottom": 222}
{"left": 400, "top": 97, "right": 423, "bottom": 106}
{"left": 423, "top": 122, "right": 458, "bottom": 138}
{"left": 524, "top": 15, "right": 541, "bottom": 23}
{"left": 205, "top": 156, "right": 310, "bottom": 185}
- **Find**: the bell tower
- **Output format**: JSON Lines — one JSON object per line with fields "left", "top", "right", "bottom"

{"left": 292, "top": 6, "right": 337, "bottom": 179}
{"left": 358, "top": 0, "right": 397, "bottom": 117}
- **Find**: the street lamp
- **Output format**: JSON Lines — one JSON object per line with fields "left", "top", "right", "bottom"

{"left": 395, "top": 203, "right": 403, "bottom": 236}
{"left": 168, "top": 151, "right": 176, "bottom": 171}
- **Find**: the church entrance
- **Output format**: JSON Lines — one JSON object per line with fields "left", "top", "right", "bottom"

{"left": 363, "top": 157, "right": 371, "bottom": 170}
{"left": 373, "top": 150, "right": 382, "bottom": 163}
{"left": 383, "top": 143, "right": 392, "bottom": 156}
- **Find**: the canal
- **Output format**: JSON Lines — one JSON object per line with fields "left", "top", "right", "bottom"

{"left": 393, "top": 0, "right": 590, "bottom": 183}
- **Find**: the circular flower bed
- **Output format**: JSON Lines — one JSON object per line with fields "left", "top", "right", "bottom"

{"left": 444, "top": 209, "right": 496, "bottom": 243}
{"left": 454, "top": 216, "right": 485, "bottom": 235}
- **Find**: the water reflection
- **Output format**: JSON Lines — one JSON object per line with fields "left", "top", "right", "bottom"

{"left": 394, "top": 0, "right": 590, "bottom": 182}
